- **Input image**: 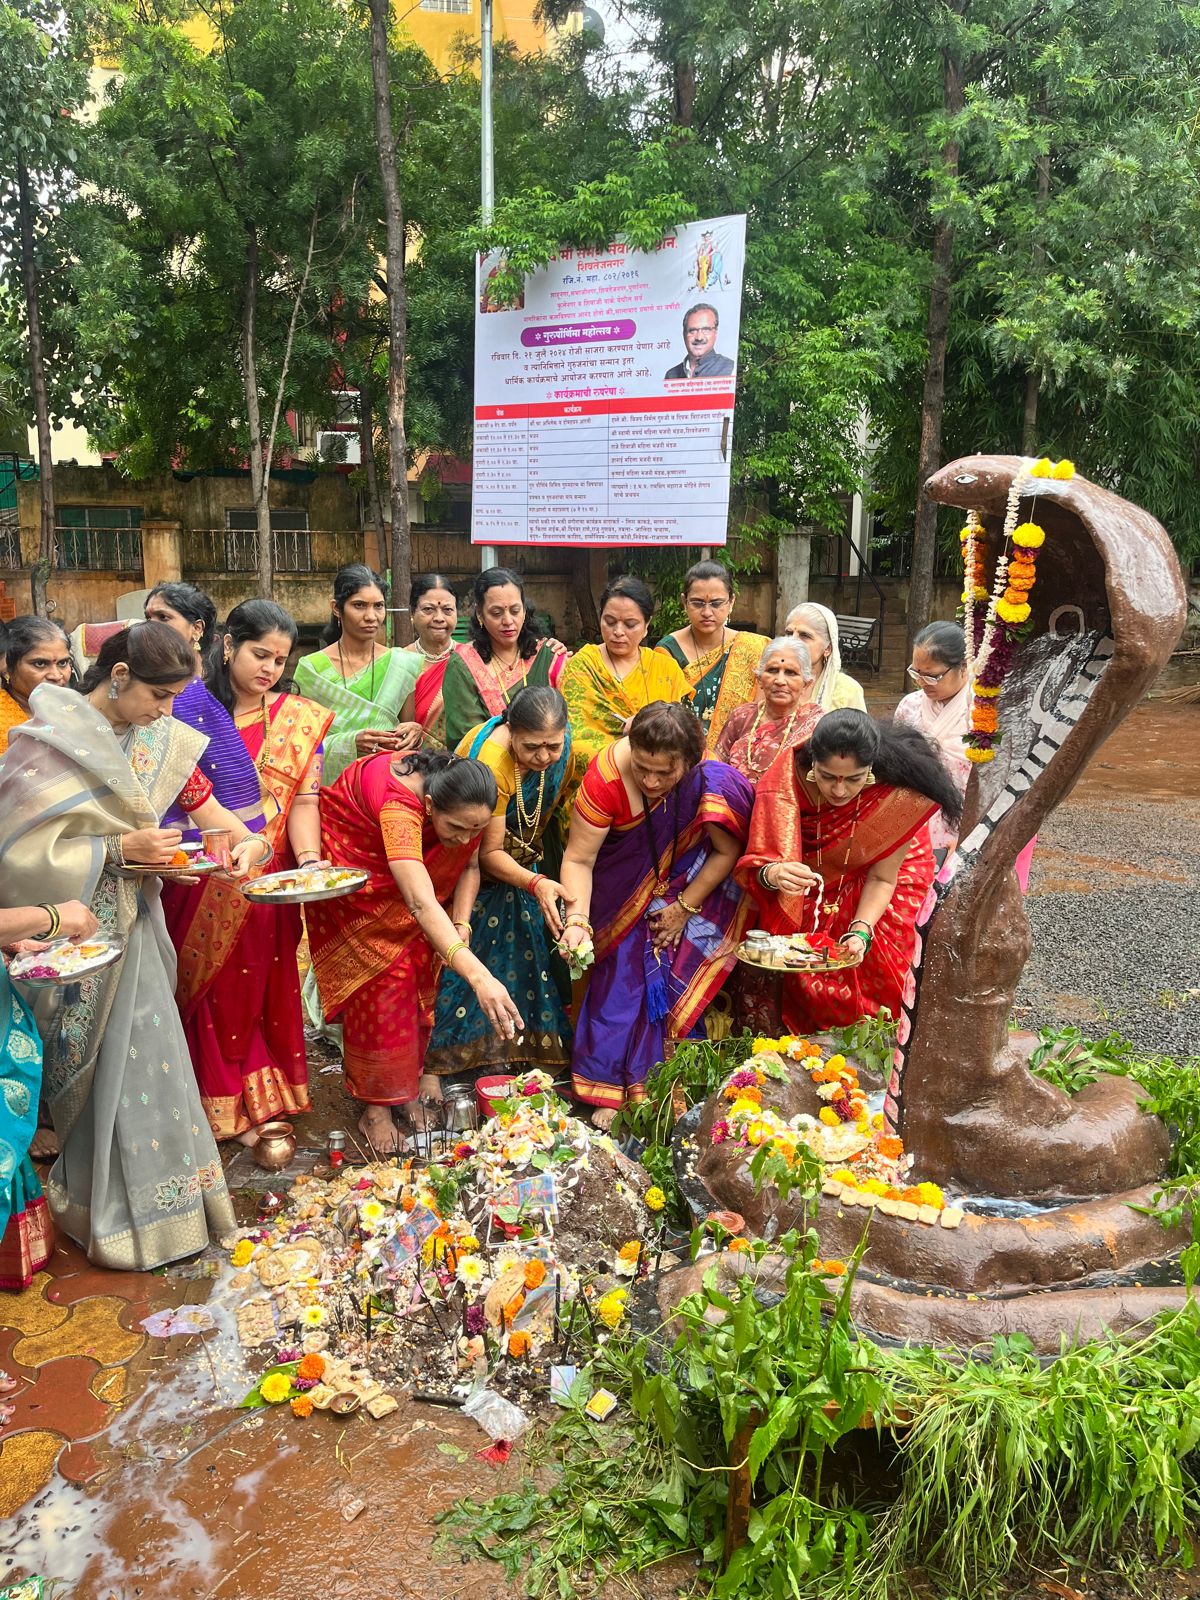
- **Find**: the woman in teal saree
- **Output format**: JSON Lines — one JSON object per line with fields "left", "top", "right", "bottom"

{"left": 426, "top": 688, "right": 575, "bottom": 1077}
{"left": 0, "top": 899, "right": 98, "bottom": 1289}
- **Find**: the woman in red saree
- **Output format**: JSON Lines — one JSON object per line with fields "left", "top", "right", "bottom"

{"left": 166, "top": 601, "right": 333, "bottom": 1143}
{"left": 307, "top": 751, "right": 524, "bottom": 1152}
{"left": 737, "top": 709, "right": 961, "bottom": 1031}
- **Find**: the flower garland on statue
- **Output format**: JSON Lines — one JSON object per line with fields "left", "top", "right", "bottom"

{"left": 961, "top": 455, "right": 1075, "bottom": 763}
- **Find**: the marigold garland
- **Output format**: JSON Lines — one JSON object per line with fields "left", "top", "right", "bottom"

{"left": 961, "top": 456, "right": 1075, "bottom": 762}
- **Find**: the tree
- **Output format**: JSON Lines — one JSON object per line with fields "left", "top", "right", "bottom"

{"left": 74, "top": 0, "right": 387, "bottom": 594}
{"left": 0, "top": 0, "right": 96, "bottom": 613}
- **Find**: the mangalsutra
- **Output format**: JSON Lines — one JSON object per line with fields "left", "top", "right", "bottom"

{"left": 811, "top": 794, "right": 861, "bottom": 919}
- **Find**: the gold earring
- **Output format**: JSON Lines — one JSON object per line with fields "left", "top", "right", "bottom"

{"left": 864, "top": 770, "right": 876, "bottom": 787}
{"left": 807, "top": 768, "right": 817, "bottom": 782}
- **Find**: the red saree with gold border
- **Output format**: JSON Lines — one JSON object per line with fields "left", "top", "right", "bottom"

{"left": 306, "top": 757, "right": 480, "bottom": 1103}
{"left": 165, "top": 693, "right": 332, "bottom": 1138}
{"left": 737, "top": 750, "right": 937, "bottom": 1030}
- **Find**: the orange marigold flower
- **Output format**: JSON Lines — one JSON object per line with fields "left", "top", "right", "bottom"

{"left": 290, "top": 1395, "right": 315, "bottom": 1418}
{"left": 727, "top": 1237, "right": 752, "bottom": 1253}
{"left": 971, "top": 706, "right": 999, "bottom": 734}
{"left": 901, "top": 1186, "right": 923, "bottom": 1203}
{"left": 296, "top": 1353, "right": 326, "bottom": 1382}
{"left": 877, "top": 1135, "right": 904, "bottom": 1159}
{"left": 507, "top": 1330, "right": 532, "bottom": 1359}
{"left": 400, "top": 1194, "right": 416, "bottom": 1213}
{"left": 524, "top": 1259, "right": 547, "bottom": 1290}
{"left": 821, "top": 1259, "right": 848, "bottom": 1277}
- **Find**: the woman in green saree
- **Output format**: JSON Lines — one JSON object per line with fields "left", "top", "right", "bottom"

{"left": 656, "top": 559, "right": 770, "bottom": 750}
{"left": 0, "top": 623, "right": 269, "bottom": 1271}
{"left": 293, "top": 564, "right": 423, "bottom": 784}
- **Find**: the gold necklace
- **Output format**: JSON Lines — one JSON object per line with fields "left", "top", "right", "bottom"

{"left": 236, "top": 695, "right": 274, "bottom": 772}
{"left": 742, "top": 701, "right": 803, "bottom": 778}
{"left": 601, "top": 644, "right": 650, "bottom": 707}
{"left": 688, "top": 624, "right": 727, "bottom": 668}
{"left": 489, "top": 648, "right": 527, "bottom": 700}
{"left": 511, "top": 761, "right": 547, "bottom": 853}
{"left": 811, "top": 792, "right": 862, "bottom": 918}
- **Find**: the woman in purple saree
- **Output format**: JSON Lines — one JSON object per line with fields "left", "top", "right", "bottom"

{"left": 559, "top": 703, "right": 752, "bottom": 1122}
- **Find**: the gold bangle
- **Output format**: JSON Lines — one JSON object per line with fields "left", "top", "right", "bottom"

{"left": 677, "top": 895, "right": 701, "bottom": 917}
{"left": 444, "top": 939, "right": 467, "bottom": 966}
{"left": 452, "top": 920, "right": 471, "bottom": 935}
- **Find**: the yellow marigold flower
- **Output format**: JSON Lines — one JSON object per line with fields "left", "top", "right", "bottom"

{"left": 751, "top": 1036, "right": 779, "bottom": 1054}
{"left": 966, "top": 746, "right": 995, "bottom": 763}
{"left": 972, "top": 682, "right": 1003, "bottom": 697}
{"left": 644, "top": 1186, "right": 666, "bottom": 1213}
{"left": 871, "top": 1113, "right": 885, "bottom": 1130}
{"left": 961, "top": 586, "right": 988, "bottom": 605}
{"left": 230, "top": 1239, "right": 255, "bottom": 1269}
{"left": 994, "top": 599, "right": 1031, "bottom": 624}
{"left": 1051, "top": 459, "right": 1075, "bottom": 480}
{"left": 1029, "top": 457, "right": 1053, "bottom": 477}
{"left": 1011, "top": 522, "right": 1046, "bottom": 548}
{"left": 829, "top": 1168, "right": 857, "bottom": 1184}
{"left": 745, "top": 1119, "right": 771, "bottom": 1146}
{"left": 863, "top": 1177, "right": 890, "bottom": 1196}
{"left": 458, "top": 1235, "right": 480, "bottom": 1252}
{"left": 260, "top": 1372, "right": 292, "bottom": 1405}
{"left": 915, "top": 1182, "right": 945, "bottom": 1208}
{"left": 818, "top": 1108, "right": 841, "bottom": 1128}
{"left": 596, "top": 1289, "right": 628, "bottom": 1329}
{"left": 824, "top": 1054, "right": 847, "bottom": 1074}
{"left": 730, "top": 1095, "right": 762, "bottom": 1117}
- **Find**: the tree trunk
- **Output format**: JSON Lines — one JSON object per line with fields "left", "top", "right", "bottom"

{"left": 672, "top": 55, "right": 696, "bottom": 128}
{"left": 906, "top": 49, "right": 964, "bottom": 661}
{"left": 368, "top": 0, "right": 413, "bottom": 645}
{"left": 1022, "top": 90, "right": 1051, "bottom": 456}
{"left": 359, "top": 369, "right": 387, "bottom": 573}
{"left": 17, "top": 155, "right": 56, "bottom": 616}
{"left": 241, "top": 227, "right": 273, "bottom": 599}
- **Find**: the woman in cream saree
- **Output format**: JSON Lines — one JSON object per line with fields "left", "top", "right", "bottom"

{"left": 0, "top": 679, "right": 239, "bottom": 1270}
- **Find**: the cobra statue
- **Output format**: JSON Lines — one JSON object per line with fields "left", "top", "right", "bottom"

{"left": 886, "top": 456, "right": 1187, "bottom": 1199}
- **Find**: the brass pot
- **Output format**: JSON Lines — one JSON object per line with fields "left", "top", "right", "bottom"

{"left": 253, "top": 1120, "right": 296, "bottom": 1171}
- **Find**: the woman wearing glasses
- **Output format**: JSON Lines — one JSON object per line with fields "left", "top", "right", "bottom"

{"left": 894, "top": 621, "right": 970, "bottom": 863}
{"left": 737, "top": 709, "right": 961, "bottom": 1032}
{"left": 655, "top": 560, "right": 770, "bottom": 749}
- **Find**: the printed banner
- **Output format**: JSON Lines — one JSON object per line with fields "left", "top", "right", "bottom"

{"left": 473, "top": 213, "right": 747, "bottom": 547}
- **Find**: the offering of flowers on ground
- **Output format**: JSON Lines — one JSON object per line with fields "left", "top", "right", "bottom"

{"left": 695, "top": 1036, "right": 966, "bottom": 1235}
{"left": 229, "top": 1072, "right": 659, "bottom": 1419}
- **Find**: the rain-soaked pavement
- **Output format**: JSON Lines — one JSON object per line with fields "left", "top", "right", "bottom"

{"left": 1, "top": 691, "right": 1197, "bottom": 1597}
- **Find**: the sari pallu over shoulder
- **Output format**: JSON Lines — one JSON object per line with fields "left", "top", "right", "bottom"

{"left": 736, "top": 748, "right": 938, "bottom": 1031}
{"left": 293, "top": 648, "right": 420, "bottom": 784}
{"left": 442, "top": 643, "right": 565, "bottom": 751}
{"left": 0, "top": 685, "right": 236, "bottom": 1270}
{"left": 657, "top": 629, "right": 770, "bottom": 749}
{"left": 306, "top": 759, "right": 475, "bottom": 1020}
{"left": 172, "top": 693, "right": 333, "bottom": 1017}
{"left": 163, "top": 677, "right": 269, "bottom": 836}
{"left": 560, "top": 645, "right": 693, "bottom": 772}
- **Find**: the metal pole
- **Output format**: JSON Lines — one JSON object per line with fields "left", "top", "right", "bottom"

{"left": 478, "top": 0, "right": 498, "bottom": 568}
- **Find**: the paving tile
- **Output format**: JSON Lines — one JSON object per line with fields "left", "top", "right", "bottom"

{"left": 0, "top": 1323, "right": 40, "bottom": 1384}
{"left": 13, "top": 1296, "right": 145, "bottom": 1370}
{"left": 0, "top": 1272, "right": 69, "bottom": 1338}
{"left": 0, "top": 1428, "right": 64, "bottom": 1518}
{"left": 89, "top": 1365, "right": 128, "bottom": 1405}
{"left": 3, "top": 1353, "right": 115, "bottom": 1441}
{"left": 58, "top": 1436, "right": 105, "bottom": 1486}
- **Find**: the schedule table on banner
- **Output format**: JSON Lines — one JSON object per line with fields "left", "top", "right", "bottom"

{"left": 473, "top": 213, "right": 746, "bottom": 549}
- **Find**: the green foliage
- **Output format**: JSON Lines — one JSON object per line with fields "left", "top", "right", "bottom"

{"left": 829, "top": 1010, "right": 899, "bottom": 1081}
{"left": 612, "top": 1035, "right": 757, "bottom": 1224}
{"left": 1028, "top": 1025, "right": 1200, "bottom": 1181}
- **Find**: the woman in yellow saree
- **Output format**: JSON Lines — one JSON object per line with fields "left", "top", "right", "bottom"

{"left": 560, "top": 576, "right": 692, "bottom": 776}
{"left": 655, "top": 560, "right": 770, "bottom": 749}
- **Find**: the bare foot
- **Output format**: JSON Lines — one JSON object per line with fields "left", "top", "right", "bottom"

{"left": 359, "top": 1104, "right": 405, "bottom": 1155}
{"left": 402, "top": 1075, "right": 444, "bottom": 1132}
{"left": 591, "top": 1108, "right": 618, "bottom": 1132}
{"left": 236, "top": 1127, "right": 260, "bottom": 1149}
{"left": 29, "top": 1127, "right": 58, "bottom": 1160}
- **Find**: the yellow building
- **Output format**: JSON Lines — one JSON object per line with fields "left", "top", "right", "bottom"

{"left": 396, "top": 0, "right": 549, "bottom": 73}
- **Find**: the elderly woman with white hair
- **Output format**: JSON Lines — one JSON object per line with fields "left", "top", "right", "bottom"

{"left": 784, "top": 603, "right": 866, "bottom": 712}
{"left": 712, "top": 635, "right": 824, "bottom": 780}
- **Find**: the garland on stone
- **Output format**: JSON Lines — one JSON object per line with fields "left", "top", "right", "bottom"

{"left": 960, "top": 456, "right": 1075, "bottom": 763}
